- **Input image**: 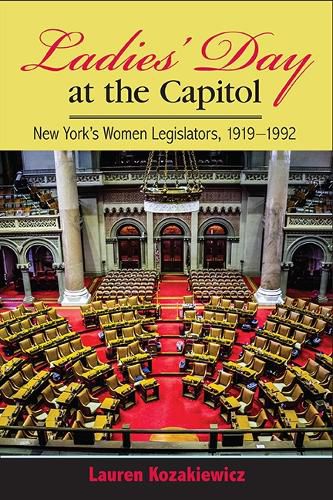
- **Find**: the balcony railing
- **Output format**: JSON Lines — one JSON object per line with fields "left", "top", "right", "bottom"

{"left": 22, "top": 169, "right": 331, "bottom": 187}
{"left": 0, "top": 423, "right": 331, "bottom": 455}
{"left": 0, "top": 214, "right": 61, "bottom": 233}
{"left": 285, "top": 213, "right": 333, "bottom": 230}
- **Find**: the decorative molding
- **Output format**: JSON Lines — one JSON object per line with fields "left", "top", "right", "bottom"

{"left": 0, "top": 215, "right": 61, "bottom": 233}
{"left": 52, "top": 262, "right": 65, "bottom": 271}
{"left": 242, "top": 172, "right": 268, "bottom": 182}
{"left": 23, "top": 169, "right": 332, "bottom": 187}
{"left": 144, "top": 199, "right": 200, "bottom": 213}
{"left": 77, "top": 173, "right": 102, "bottom": 184}
{"left": 0, "top": 219, "right": 16, "bottom": 229}
{"left": 16, "top": 262, "right": 31, "bottom": 272}
{"left": 281, "top": 262, "right": 294, "bottom": 271}
{"left": 199, "top": 205, "right": 241, "bottom": 214}
{"left": 285, "top": 213, "right": 332, "bottom": 229}
{"left": 104, "top": 206, "right": 145, "bottom": 215}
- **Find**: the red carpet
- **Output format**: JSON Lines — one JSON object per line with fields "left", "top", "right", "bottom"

{"left": 0, "top": 277, "right": 95, "bottom": 304}
{"left": 0, "top": 273, "right": 332, "bottom": 442}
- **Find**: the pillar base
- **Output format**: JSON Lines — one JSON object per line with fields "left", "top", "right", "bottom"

{"left": 23, "top": 295, "right": 35, "bottom": 304}
{"left": 61, "top": 287, "right": 91, "bottom": 306}
{"left": 318, "top": 295, "right": 328, "bottom": 304}
{"left": 254, "top": 286, "right": 284, "bottom": 306}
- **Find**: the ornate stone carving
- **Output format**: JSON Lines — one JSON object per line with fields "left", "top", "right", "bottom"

{"left": 0, "top": 219, "right": 16, "bottom": 228}
{"left": 17, "top": 217, "right": 58, "bottom": 228}
{"left": 77, "top": 174, "right": 101, "bottom": 183}
{"left": 0, "top": 216, "right": 60, "bottom": 233}
{"left": 104, "top": 173, "right": 130, "bottom": 182}
{"left": 304, "top": 174, "right": 328, "bottom": 183}
{"left": 215, "top": 172, "right": 241, "bottom": 181}
{"left": 52, "top": 262, "right": 65, "bottom": 271}
{"left": 286, "top": 214, "right": 332, "bottom": 227}
{"left": 281, "top": 261, "right": 294, "bottom": 271}
{"left": 16, "top": 262, "right": 31, "bottom": 271}
{"left": 144, "top": 200, "right": 199, "bottom": 213}
{"left": 244, "top": 172, "right": 268, "bottom": 181}
{"left": 23, "top": 169, "right": 331, "bottom": 188}
{"left": 199, "top": 205, "right": 241, "bottom": 214}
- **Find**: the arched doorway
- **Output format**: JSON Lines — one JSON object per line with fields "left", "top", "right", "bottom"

{"left": 160, "top": 224, "right": 184, "bottom": 272}
{"left": 203, "top": 224, "right": 227, "bottom": 268}
{"left": 0, "top": 246, "right": 19, "bottom": 288}
{"left": 26, "top": 245, "right": 57, "bottom": 290}
{"left": 288, "top": 243, "right": 324, "bottom": 291}
{"left": 117, "top": 224, "right": 141, "bottom": 269}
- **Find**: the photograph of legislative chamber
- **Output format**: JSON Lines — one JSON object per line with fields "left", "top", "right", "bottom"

{"left": 0, "top": 150, "right": 332, "bottom": 455}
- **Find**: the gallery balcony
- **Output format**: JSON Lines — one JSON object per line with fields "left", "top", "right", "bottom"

{"left": 284, "top": 213, "right": 333, "bottom": 231}
{"left": 0, "top": 213, "right": 61, "bottom": 234}
{"left": 22, "top": 168, "right": 331, "bottom": 188}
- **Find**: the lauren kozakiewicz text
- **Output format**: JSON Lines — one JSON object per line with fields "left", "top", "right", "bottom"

{"left": 88, "top": 465, "right": 246, "bottom": 483}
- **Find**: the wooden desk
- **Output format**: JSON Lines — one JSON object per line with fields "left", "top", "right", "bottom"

{"left": 258, "top": 381, "right": 288, "bottom": 416}
{"left": 119, "top": 354, "right": 153, "bottom": 374}
{"left": 56, "top": 383, "right": 84, "bottom": 407}
{"left": 1, "top": 405, "right": 21, "bottom": 419}
{"left": 315, "top": 353, "right": 332, "bottom": 371}
{"left": 138, "top": 378, "right": 160, "bottom": 403}
{"left": 223, "top": 361, "right": 256, "bottom": 384}
{"left": 100, "top": 397, "right": 120, "bottom": 423}
{"left": 0, "top": 358, "right": 25, "bottom": 383}
{"left": 79, "top": 364, "right": 114, "bottom": 392}
{"left": 184, "top": 354, "right": 216, "bottom": 376}
{"left": 112, "top": 386, "right": 136, "bottom": 410}
{"left": 278, "top": 408, "right": 299, "bottom": 427}
{"left": 231, "top": 414, "right": 254, "bottom": 441}
{"left": 289, "top": 366, "right": 326, "bottom": 399}
{"left": 182, "top": 375, "right": 203, "bottom": 400}
{"left": 45, "top": 408, "right": 66, "bottom": 435}
{"left": 93, "top": 415, "right": 111, "bottom": 441}
{"left": 26, "top": 332, "right": 79, "bottom": 357}
{"left": 13, "top": 371, "right": 50, "bottom": 402}
{"left": 220, "top": 395, "right": 241, "bottom": 422}
{"left": 0, "top": 405, "right": 22, "bottom": 436}
{"left": 52, "top": 347, "right": 94, "bottom": 370}
{"left": 244, "top": 345, "right": 286, "bottom": 373}
{"left": 203, "top": 383, "right": 226, "bottom": 408}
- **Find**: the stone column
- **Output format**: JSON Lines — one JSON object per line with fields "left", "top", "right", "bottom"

{"left": 190, "top": 210, "right": 199, "bottom": 269}
{"left": 198, "top": 237, "right": 204, "bottom": 268}
{"left": 109, "top": 238, "right": 118, "bottom": 269}
{"left": 54, "top": 151, "right": 91, "bottom": 305}
{"left": 146, "top": 211, "right": 154, "bottom": 269}
{"left": 226, "top": 239, "right": 232, "bottom": 268}
{"left": 280, "top": 262, "right": 293, "bottom": 299}
{"left": 17, "top": 263, "right": 34, "bottom": 304}
{"left": 255, "top": 151, "right": 291, "bottom": 305}
{"left": 184, "top": 237, "right": 190, "bottom": 273}
{"left": 140, "top": 234, "right": 146, "bottom": 268}
{"left": 52, "top": 262, "right": 65, "bottom": 304}
{"left": 318, "top": 262, "right": 332, "bottom": 303}
{"left": 155, "top": 238, "right": 161, "bottom": 273}
{"left": 97, "top": 193, "right": 107, "bottom": 273}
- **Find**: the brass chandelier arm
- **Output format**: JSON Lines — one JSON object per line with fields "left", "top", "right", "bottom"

{"left": 141, "top": 151, "right": 203, "bottom": 203}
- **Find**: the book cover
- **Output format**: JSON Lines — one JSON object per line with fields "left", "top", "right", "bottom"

{"left": 0, "top": 1, "right": 332, "bottom": 499}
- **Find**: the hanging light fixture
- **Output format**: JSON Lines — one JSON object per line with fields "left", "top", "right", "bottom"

{"left": 141, "top": 151, "right": 203, "bottom": 213}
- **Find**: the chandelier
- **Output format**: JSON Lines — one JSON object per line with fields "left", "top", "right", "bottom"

{"left": 141, "top": 151, "right": 203, "bottom": 213}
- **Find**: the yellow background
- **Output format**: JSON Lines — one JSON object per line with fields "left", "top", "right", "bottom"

{"left": 0, "top": 1, "right": 331, "bottom": 150}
